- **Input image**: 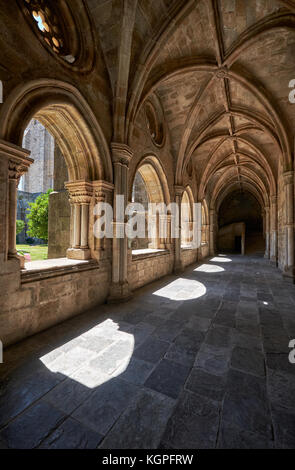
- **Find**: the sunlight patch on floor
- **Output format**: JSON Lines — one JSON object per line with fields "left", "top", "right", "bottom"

{"left": 195, "top": 264, "right": 225, "bottom": 273}
{"left": 153, "top": 278, "right": 206, "bottom": 301}
{"left": 210, "top": 257, "right": 232, "bottom": 263}
{"left": 40, "top": 319, "right": 134, "bottom": 388}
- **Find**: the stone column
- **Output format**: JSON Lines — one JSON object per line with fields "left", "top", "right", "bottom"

{"left": 166, "top": 212, "right": 172, "bottom": 249}
{"left": 93, "top": 180, "right": 114, "bottom": 258}
{"left": 174, "top": 185, "right": 184, "bottom": 273}
{"left": 270, "top": 195, "right": 278, "bottom": 264}
{"left": 0, "top": 141, "right": 32, "bottom": 291}
{"left": 5, "top": 145, "right": 32, "bottom": 262}
{"left": 108, "top": 143, "right": 133, "bottom": 302}
{"left": 209, "top": 209, "right": 217, "bottom": 256}
{"left": 65, "top": 180, "right": 93, "bottom": 260}
{"left": 283, "top": 171, "right": 294, "bottom": 280}
{"left": 73, "top": 203, "right": 81, "bottom": 248}
{"left": 264, "top": 206, "right": 270, "bottom": 259}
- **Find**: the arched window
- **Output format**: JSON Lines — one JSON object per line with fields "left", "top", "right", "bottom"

{"left": 181, "top": 190, "right": 193, "bottom": 247}
{"left": 17, "top": 118, "right": 70, "bottom": 262}
{"left": 201, "top": 200, "right": 209, "bottom": 245}
{"left": 130, "top": 161, "right": 170, "bottom": 252}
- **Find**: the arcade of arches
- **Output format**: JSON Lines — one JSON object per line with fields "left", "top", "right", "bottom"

{"left": 1, "top": 0, "right": 295, "bottom": 450}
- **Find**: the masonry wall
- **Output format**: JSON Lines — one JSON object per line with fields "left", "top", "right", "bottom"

{"left": 21, "top": 120, "right": 54, "bottom": 194}
{"left": 0, "top": 263, "right": 111, "bottom": 347}
{"left": 129, "top": 252, "right": 174, "bottom": 290}
{"left": 181, "top": 248, "right": 198, "bottom": 269}
{"left": 201, "top": 243, "right": 210, "bottom": 259}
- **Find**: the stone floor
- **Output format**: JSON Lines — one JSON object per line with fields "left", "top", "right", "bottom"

{"left": 1, "top": 254, "right": 295, "bottom": 449}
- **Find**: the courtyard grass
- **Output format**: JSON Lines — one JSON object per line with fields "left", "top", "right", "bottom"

{"left": 16, "top": 244, "right": 48, "bottom": 261}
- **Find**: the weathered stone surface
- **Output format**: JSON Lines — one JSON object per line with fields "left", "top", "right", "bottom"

{"left": 40, "top": 417, "right": 102, "bottom": 449}
{"left": 195, "top": 344, "right": 231, "bottom": 376}
{"left": 120, "top": 358, "right": 155, "bottom": 385}
{"left": 134, "top": 337, "right": 170, "bottom": 363}
{"left": 161, "top": 391, "right": 220, "bottom": 449}
{"left": 72, "top": 379, "right": 140, "bottom": 435}
{"left": 217, "top": 424, "right": 274, "bottom": 449}
{"left": 0, "top": 401, "right": 65, "bottom": 449}
{"left": 223, "top": 369, "right": 272, "bottom": 438}
{"left": 144, "top": 359, "right": 191, "bottom": 399}
{"left": 1, "top": 255, "right": 295, "bottom": 449}
{"left": 231, "top": 346, "right": 265, "bottom": 377}
{"left": 100, "top": 389, "right": 175, "bottom": 449}
{"left": 186, "top": 367, "right": 227, "bottom": 402}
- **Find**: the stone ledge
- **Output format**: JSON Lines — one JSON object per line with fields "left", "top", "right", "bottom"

{"left": 21, "top": 258, "right": 99, "bottom": 284}
{"left": 132, "top": 249, "right": 170, "bottom": 261}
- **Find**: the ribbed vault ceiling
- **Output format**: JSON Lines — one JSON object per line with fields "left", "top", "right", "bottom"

{"left": 87, "top": 0, "right": 295, "bottom": 205}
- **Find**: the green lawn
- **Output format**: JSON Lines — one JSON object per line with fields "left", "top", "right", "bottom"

{"left": 16, "top": 244, "right": 48, "bottom": 261}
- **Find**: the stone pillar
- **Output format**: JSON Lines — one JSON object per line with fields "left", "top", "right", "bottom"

{"left": 65, "top": 180, "right": 93, "bottom": 260}
{"left": 270, "top": 195, "right": 278, "bottom": 264}
{"left": 108, "top": 143, "right": 133, "bottom": 302}
{"left": 283, "top": 171, "right": 294, "bottom": 280}
{"left": 0, "top": 140, "right": 32, "bottom": 273}
{"left": 264, "top": 206, "right": 270, "bottom": 259}
{"left": 93, "top": 180, "right": 114, "bottom": 259}
{"left": 7, "top": 147, "right": 33, "bottom": 262}
{"left": 166, "top": 212, "right": 172, "bottom": 249}
{"left": 48, "top": 143, "right": 70, "bottom": 259}
{"left": 209, "top": 209, "right": 217, "bottom": 256}
{"left": 174, "top": 185, "right": 184, "bottom": 273}
{"left": 73, "top": 203, "right": 81, "bottom": 248}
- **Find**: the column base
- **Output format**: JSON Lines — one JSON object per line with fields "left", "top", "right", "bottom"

{"left": 174, "top": 262, "right": 183, "bottom": 275}
{"left": 107, "top": 282, "right": 132, "bottom": 303}
{"left": 67, "top": 248, "right": 91, "bottom": 260}
{"left": 282, "top": 267, "right": 295, "bottom": 283}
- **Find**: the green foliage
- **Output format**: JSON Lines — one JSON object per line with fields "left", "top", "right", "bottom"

{"left": 26, "top": 189, "right": 53, "bottom": 242}
{"left": 16, "top": 220, "right": 25, "bottom": 236}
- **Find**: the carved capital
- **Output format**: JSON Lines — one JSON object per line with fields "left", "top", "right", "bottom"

{"left": 111, "top": 143, "right": 133, "bottom": 167}
{"left": 93, "top": 180, "right": 114, "bottom": 202}
{"left": 65, "top": 180, "right": 93, "bottom": 204}
{"left": 0, "top": 139, "right": 33, "bottom": 182}
{"left": 8, "top": 159, "right": 30, "bottom": 182}
{"left": 174, "top": 185, "right": 185, "bottom": 198}
{"left": 283, "top": 171, "right": 294, "bottom": 186}
{"left": 270, "top": 195, "right": 277, "bottom": 205}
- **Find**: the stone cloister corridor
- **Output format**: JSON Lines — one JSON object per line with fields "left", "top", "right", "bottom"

{"left": 1, "top": 254, "right": 295, "bottom": 449}
{"left": 1, "top": 0, "right": 295, "bottom": 452}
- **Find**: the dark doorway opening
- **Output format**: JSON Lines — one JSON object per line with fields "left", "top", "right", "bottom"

{"left": 235, "top": 236, "right": 242, "bottom": 254}
{"left": 218, "top": 190, "right": 264, "bottom": 255}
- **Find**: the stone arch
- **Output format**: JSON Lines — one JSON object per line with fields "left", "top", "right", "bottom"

{"left": 181, "top": 188, "right": 193, "bottom": 247}
{"left": 130, "top": 155, "right": 171, "bottom": 250}
{"left": 129, "top": 155, "right": 171, "bottom": 206}
{"left": 0, "top": 79, "right": 113, "bottom": 183}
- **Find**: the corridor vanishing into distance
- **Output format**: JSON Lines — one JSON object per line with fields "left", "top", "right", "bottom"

{"left": 1, "top": 254, "right": 295, "bottom": 449}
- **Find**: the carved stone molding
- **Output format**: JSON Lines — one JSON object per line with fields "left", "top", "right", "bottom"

{"left": 283, "top": 171, "right": 294, "bottom": 186}
{"left": 174, "top": 185, "right": 185, "bottom": 198}
{"left": 0, "top": 139, "right": 33, "bottom": 181}
{"left": 93, "top": 180, "right": 114, "bottom": 202}
{"left": 111, "top": 143, "right": 133, "bottom": 167}
{"left": 215, "top": 67, "right": 228, "bottom": 79}
{"left": 65, "top": 180, "right": 93, "bottom": 204}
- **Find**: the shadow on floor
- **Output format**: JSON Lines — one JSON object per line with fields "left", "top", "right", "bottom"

{"left": 1, "top": 254, "right": 295, "bottom": 449}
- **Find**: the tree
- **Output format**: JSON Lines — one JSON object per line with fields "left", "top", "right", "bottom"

{"left": 16, "top": 220, "right": 25, "bottom": 236}
{"left": 26, "top": 189, "right": 52, "bottom": 242}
